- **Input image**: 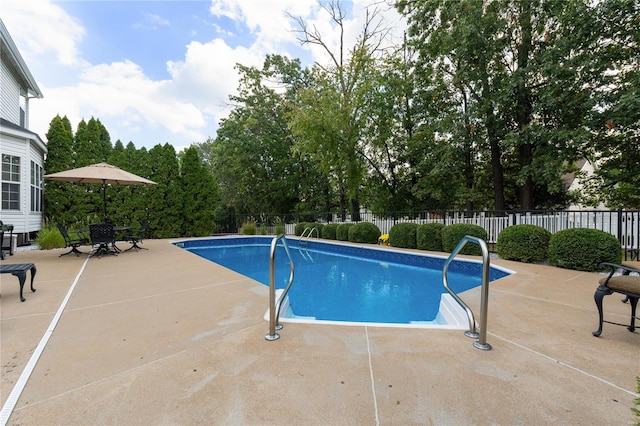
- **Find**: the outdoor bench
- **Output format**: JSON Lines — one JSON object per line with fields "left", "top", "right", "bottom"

{"left": 0, "top": 263, "right": 37, "bottom": 302}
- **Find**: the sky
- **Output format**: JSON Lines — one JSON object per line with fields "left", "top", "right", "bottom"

{"left": 2, "top": 0, "right": 406, "bottom": 152}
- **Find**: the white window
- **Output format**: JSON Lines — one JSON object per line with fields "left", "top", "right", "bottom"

{"left": 31, "top": 160, "right": 43, "bottom": 212}
{"left": 2, "top": 154, "right": 21, "bottom": 210}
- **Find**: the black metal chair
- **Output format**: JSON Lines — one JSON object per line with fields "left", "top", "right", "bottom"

{"left": 1, "top": 220, "right": 15, "bottom": 259}
{"left": 592, "top": 262, "right": 640, "bottom": 337}
{"left": 89, "top": 224, "right": 117, "bottom": 258}
{"left": 56, "top": 223, "right": 89, "bottom": 257}
{"left": 123, "top": 220, "right": 149, "bottom": 252}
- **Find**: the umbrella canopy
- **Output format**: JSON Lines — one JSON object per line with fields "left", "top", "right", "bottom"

{"left": 44, "top": 162, "right": 156, "bottom": 220}
{"left": 44, "top": 162, "right": 156, "bottom": 185}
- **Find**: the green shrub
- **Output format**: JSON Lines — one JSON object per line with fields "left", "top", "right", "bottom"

{"left": 322, "top": 223, "right": 339, "bottom": 240}
{"left": 388, "top": 222, "right": 418, "bottom": 249}
{"left": 417, "top": 223, "right": 445, "bottom": 251}
{"left": 295, "top": 222, "right": 323, "bottom": 238}
{"left": 309, "top": 223, "right": 324, "bottom": 238}
{"left": 275, "top": 223, "right": 286, "bottom": 235}
{"left": 441, "top": 223, "right": 488, "bottom": 256}
{"left": 36, "top": 222, "right": 65, "bottom": 250}
{"left": 496, "top": 224, "right": 551, "bottom": 263}
{"left": 336, "top": 223, "right": 354, "bottom": 241}
{"left": 294, "top": 222, "right": 310, "bottom": 236}
{"left": 260, "top": 223, "right": 268, "bottom": 235}
{"left": 240, "top": 222, "right": 257, "bottom": 235}
{"left": 548, "top": 228, "right": 621, "bottom": 271}
{"left": 348, "top": 222, "right": 381, "bottom": 244}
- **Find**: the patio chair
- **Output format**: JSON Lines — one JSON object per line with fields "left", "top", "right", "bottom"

{"left": 123, "top": 220, "right": 149, "bottom": 252}
{"left": 592, "top": 262, "right": 640, "bottom": 337}
{"left": 89, "top": 223, "right": 117, "bottom": 258}
{"left": 56, "top": 223, "right": 89, "bottom": 257}
{"left": 620, "top": 260, "right": 640, "bottom": 303}
{"left": 1, "top": 220, "right": 15, "bottom": 259}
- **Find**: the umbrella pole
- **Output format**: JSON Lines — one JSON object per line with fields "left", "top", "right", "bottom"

{"left": 102, "top": 181, "right": 108, "bottom": 223}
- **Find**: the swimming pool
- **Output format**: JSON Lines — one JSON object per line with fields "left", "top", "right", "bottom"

{"left": 175, "top": 236, "right": 512, "bottom": 328}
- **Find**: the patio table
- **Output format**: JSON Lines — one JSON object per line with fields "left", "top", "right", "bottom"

{"left": 85, "top": 225, "right": 131, "bottom": 257}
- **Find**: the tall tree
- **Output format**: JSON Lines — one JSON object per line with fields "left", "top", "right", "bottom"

{"left": 148, "top": 143, "right": 182, "bottom": 238}
{"left": 397, "top": 0, "right": 602, "bottom": 210}
{"left": 74, "top": 117, "right": 111, "bottom": 166}
{"left": 43, "top": 115, "right": 77, "bottom": 224}
{"left": 107, "top": 141, "right": 154, "bottom": 227}
{"left": 289, "top": 1, "right": 391, "bottom": 219}
{"left": 179, "top": 146, "right": 218, "bottom": 236}
{"left": 580, "top": 0, "right": 640, "bottom": 208}
{"left": 204, "top": 55, "right": 315, "bottom": 217}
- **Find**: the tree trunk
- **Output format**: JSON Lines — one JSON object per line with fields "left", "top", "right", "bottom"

{"left": 484, "top": 98, "right": 505, "bottom": 210}
{"left": 516, "top": 1, "right": 535, "bottom": 209}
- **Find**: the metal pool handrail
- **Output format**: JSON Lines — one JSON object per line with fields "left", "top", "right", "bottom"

{"left": 442, "top": 235, "right": 492, "bottom": 350}
{"left": 265, "top": 234, "right": 295, "bottom": 341}
{"left": 300, "top": 227, "right": 318, "bottom": 245}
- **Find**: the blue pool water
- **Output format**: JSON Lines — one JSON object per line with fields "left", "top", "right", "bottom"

{"left": 175, "top": 237, "right": 511, "bottom": 325}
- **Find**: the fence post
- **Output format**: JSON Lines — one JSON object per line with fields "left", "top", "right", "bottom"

{"left": 617, "top": 208, "right": 623, "bottom": 243}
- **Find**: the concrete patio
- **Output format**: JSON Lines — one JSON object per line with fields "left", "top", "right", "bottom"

{"left": 1, "top": 238, "right": 638, "bottom": 425}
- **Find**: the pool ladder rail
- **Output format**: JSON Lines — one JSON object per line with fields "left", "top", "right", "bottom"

{"left": 265, "top": 235, "right": 295, "bottom": 341}
{"left": 299, "top": 227, "right": 318, "bottom": 246}
{"left": 265, "top": 233, "right": 493, "bottom": 347}
{"left": 442, "top": 235, "right": 492, "bottom": 350}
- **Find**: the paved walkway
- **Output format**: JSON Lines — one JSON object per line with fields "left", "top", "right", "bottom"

{"left": 1, "top": 238, "right": 638, "bottom": 425}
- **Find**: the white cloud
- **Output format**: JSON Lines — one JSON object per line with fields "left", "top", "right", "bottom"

{"left": 33, "top": 60, "right": 207, "bottom": 146}
{"left": 1, "top": 0, "right": 86, "bottom": 67}
{"left": 132, "top": 13, "right": 171, "bottom": 30}
{"left": 2, "top": 0, "right": 406, "bottom": 151}
{"left": 211, "top": 0, "right": 317, "bottom": 43}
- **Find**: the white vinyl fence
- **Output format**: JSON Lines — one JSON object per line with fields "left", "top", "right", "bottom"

{"left": 316, "top": 210, "right": 639, "bottom": 253}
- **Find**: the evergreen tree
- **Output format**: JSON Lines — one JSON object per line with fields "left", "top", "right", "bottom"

{"left": 148, "top": 143, "right": 182, "bottom": 238}
{"left": 43, "top": 115, "right": 77, "bottom": 224}
{"left": 71, "top": 118, "right": 113, "bottom": 220}
{"left": 179, "top": 146, "right": 218, "bottom": 236}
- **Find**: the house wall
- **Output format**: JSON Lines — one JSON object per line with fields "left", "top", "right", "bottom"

{"left": 0, "top": 58, "right": 21, "bottom": 124}
{"left": 1, "top": 132, "right": 45, "bottom": 242}
{"left": 1, "top": 24, "right": 46, "bottom": 244}
{"left": 567, "top": 160, "right": 606, "bottom": 210}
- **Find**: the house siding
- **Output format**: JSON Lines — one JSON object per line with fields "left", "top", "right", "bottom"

{"left": 0, "top": 58, "right": 20, "bottom": 124}
{"left": 1, "top": 133, "right": 44, "bottom": 235}
{"left": 1, "top": 19, "right": 46, "bottom": 244}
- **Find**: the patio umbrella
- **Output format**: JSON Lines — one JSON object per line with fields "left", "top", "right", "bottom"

{"left": 44, "top": 162, "right": 156, "bottom": 221}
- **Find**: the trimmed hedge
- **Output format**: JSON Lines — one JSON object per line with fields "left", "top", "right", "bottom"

{"left": 388, "top": 222, "right": 418, "bottom": 249}
{"left": 496, "top": 224, "right": 551, "bottom": 263}
{"left": 441, "top": 223, "right": 488, "bottom": 256}
{"left": 336, "top": 223, "right": 354, "bottom": 241}
{"left": 348, "top": 222, "right": 381, "bottom": 244}
{"left": 548, "top": 228, "right": 621, "bottom": 271}
{"left": 294, "top": 222, "right": 310, "bottom": 236}
{"left": 322, "top": 223, "right": 339, "bottom": 240}
{"left": 417, "top": 223, "right": 444, "bottom": 251}
{"left": 295, "top": 222, "right": 323, "bottom": 237}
